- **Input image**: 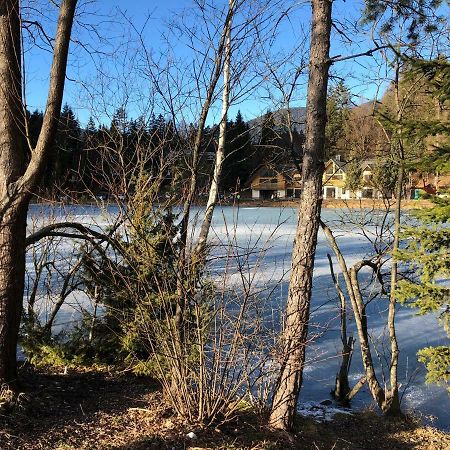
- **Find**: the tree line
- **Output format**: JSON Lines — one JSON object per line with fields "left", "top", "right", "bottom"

{"left": 27, "top": 105, "right": 306, "bottom": 199}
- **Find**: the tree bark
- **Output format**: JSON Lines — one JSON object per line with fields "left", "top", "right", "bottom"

{"left": 269, "top": 0, "right": 332, "bottom": 431}
{"left": 0, "top": 0, "right": 23, "bottom": 208}
{"left": 383, "top": 61, "right": 405, "bottom": 416}
{"left": 0, "top": 0, "right": 77, "bottom": 386}
{"left": 384, "top": 162, "right": 403, "bottom": 416}
{"left": 0, "top": 0, "right": 25, "bottom": 387}
{"left": 0, "top": 208, "right": 27, "bottom": 386}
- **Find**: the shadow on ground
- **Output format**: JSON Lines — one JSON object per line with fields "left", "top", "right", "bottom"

{"left": 111, "top": 413, "right": 446, "bottom": 450}
{"left": 1, "top": 365, "right": 448, "bottom": 450}
{"left": 0, "top": 364, "right": 158, "bottom": 449}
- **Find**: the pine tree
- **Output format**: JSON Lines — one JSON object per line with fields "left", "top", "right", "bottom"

{"left": 258, "top": 110, "right": 278, "bottom": 165}
{"left": 86, "top": 116, "right": 96, "bottom": 134}
{"left": 43, "top": 103, "right": 81, "bottom": 191}
{"left": 325, "top": 81, "right": 351, "bottom": 157}
{"left": 27, "top": 109, "right": 44, "bottom": 148}
{"left": 80, "top": 117, "right": 100, "bottom": 192}
{"left": 110, "top": 106, "right": 129, "bottom": 134}
{"left": 345, "top": 159, "right": 363, "bottom": 193}
{"left": 221, "top": 110, "right": 253, "bottom": 191}
{"left": 59, "top": 104, "right": 81, "bottom": 187}
{"left": 394, "top": 57, "right": 450, "bottom": 391}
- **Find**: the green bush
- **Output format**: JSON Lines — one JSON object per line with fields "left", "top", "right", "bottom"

{"left": 21, "top": 207, "right": 181, "bottom": 374}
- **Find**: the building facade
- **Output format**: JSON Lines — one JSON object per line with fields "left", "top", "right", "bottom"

{"left": 322, "top": 157, "right": 382, "bottom": 199}
{"left": 249, "top": 166, "right": 302, "bottom": 199}
{"left": 249, "top": 157, "right": 386, "bottom": 200}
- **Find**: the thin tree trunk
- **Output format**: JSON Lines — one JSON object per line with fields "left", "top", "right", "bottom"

{"left": 321, "top": 220, "right": 402, "bottom": 415}
{"left": 174, "top": 81, "right": 220, "bottom": 332}
{"left": 326, "top": 253, "right": 354, "bottom": 402}
{"left": 269, "top": 0, "right": 332, "bottom": 431}
{"left": 384, "top": 164, "right": 403, "bottom": 415}
{"left": 383, "top": 59, "right": 404, "bottom": 416}
{"left": 195, "top": 0, "right": 233, "bottom": 261}
{"left": 321, "top": 220, "right": 386, "bottom": 408}
{"left": 174, "top": 4, "right": 234, "bottom": 331}
{"left": 349, "top": 266, "right": 386, "bottom": 406}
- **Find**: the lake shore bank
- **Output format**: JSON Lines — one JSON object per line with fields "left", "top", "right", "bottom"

{"left": 214, "top": 198, "right": 433, "bottom": 210}
{"left": 1, "top": 365, "right": 448, "bottom": 450}
{"left": 25, "top": 203, "right": 449, "bottom": 429}
{"left": 30, "top": 198, "right": 433, "bottom": 211}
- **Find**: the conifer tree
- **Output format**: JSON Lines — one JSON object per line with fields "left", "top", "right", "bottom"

{"left": 258, "top": 110, "right": 278, "bottom": 165}
{"left": 325, "top": 81, "right": 351, "bottom": 158}
{"left": 394, "top": 57, "right": 450, "bottom": 390}
{"left": 221, "top": 111, "right": 253, "bottom": 191}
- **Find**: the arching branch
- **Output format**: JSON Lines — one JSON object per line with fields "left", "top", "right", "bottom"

{"left": 25, "top": 220, "right": 125, "bottom": 255}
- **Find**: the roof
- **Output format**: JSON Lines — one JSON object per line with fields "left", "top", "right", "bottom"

{"left": 246, "top": 162, "right": 301, "bottom": 187}
{"left": 325, "top": 157, "right": 348, "bottom": 172}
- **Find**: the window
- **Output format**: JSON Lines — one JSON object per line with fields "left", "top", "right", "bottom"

{"left": 325, "top": 187, "right": 336, "bottom": 198}
{"left": 325, "top": 164, "right": 344, "bottom": 180}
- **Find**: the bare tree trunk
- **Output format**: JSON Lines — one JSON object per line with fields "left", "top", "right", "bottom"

{"left": 0, "top": 0, "right": 77, "bottom": 386}
{"left": 321, "top": 220, "right": 402, "bottom": 415}
{"left": 174, "top": 4, "right": 234, "bottom": 331}
{"left": 321, "top": 221, "right": 385, "bottom": 406}
{"left": 383, "top": 60, "right": 405, "bottom": 416}
{"left": 269, "top": 0, "right": 332, "bottom": 431}
{"left": 384, "top": 164, "right": 403, "bottom": 416}
{"left": 195, "top": 0, "right": 233, "bottom": 261}
{"left": 0, "top": 208, "right": 27, "bottom": 386}
{"left": 174, "top": 84, "right": 219, "bottom": 332}
{"left": 349, "top": 265, "right": 386, "bottom": 406}
{"left": 326, "top": 254, "right": 354, "bottom": 403}
{"left": 0, "top": 0, "right": 26, "bottom": 387}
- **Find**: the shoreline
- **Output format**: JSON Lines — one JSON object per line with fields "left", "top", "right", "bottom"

{"left": 213, "top": 198, "right": 433, "bottom": 210}
{"left": 30, "top": 198, "right": 433, "bottom": 211}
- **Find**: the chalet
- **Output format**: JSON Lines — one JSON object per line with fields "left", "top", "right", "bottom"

{"left": 322, "top": 156, "right": 346, "bottom": 199}
{"left": 249, "top": 157, "right": 387, "bottom": 200}
{"left": 322, "top": 156, "right": 383, "bottom": 199}
{"left": 249, "top": 165, "right": 302, "bottom": 199}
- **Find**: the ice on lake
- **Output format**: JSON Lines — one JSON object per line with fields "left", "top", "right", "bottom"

{"left": 25, "top": 203, "right": 450, "bottom": 430}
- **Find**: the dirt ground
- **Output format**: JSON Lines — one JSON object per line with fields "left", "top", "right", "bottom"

{"left": 1, "top": 366, "right": 448, "bottom": 450}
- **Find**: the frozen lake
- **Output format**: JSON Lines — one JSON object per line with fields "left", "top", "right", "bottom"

{"left": 26, "top": 203, "right": 450, "bottom": 430}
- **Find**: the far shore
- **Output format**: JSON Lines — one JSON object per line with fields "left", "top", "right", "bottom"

{"left": 30, "top": 197, "right": 433, "bottom": 211}
{"left": 213, "top": 197, "right": 433, "bottom": 210}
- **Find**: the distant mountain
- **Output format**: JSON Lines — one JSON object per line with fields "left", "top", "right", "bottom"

{"left": 247, "top": 107, "right": 306, "bottom": 140}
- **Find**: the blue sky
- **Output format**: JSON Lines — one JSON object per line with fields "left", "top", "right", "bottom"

{"left": 23, "top": 0, "right": 442, "bottom": 127}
